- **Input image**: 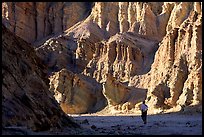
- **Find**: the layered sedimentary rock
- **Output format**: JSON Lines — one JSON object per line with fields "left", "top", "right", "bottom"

{"left": 2, "top": 25, "right": 78, "bottom": 131}
{"left": 49, "top": 69, "right": 107, "bottom": 114}
{"left": 2, "top": 2, "right": 92, "bottom": 43}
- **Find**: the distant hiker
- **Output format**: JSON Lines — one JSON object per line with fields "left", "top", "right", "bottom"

{"left": 71, "top": 51, "right": 76, "bottom": 69}
{"left": 140, "top": 100, "right": 148, "bottom": 124}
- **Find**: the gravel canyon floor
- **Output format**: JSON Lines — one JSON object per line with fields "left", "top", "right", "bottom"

{"left": 3, "top": 112, "right": 201, "bottom": 135}
{"left": 71, "top": 112, "right": 202, "bottom": 135}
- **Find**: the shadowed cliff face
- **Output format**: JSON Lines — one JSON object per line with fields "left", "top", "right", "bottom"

{"left": 2, "top": 25, "right": 79, "bottom": 132}
{"left": 2, "top": 2, "right": 202, "bottom": 114}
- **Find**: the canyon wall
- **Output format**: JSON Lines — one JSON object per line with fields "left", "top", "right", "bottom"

{"left": 90, "top": 2, "right": 167, "bottom": 40}
{"left": 129, "top": 2, "right": 202, "bottom": 112}
{"left": 37, "top": 2, "right": 202, "bottom": 114}
{"left": 2, "top": 2, "right": 202, "bottom": 114}
{"left": 2, "top": 25, "right": 78, "bottom": 132}
{"left": 2, "top": 2, "right": 92, "bottom": 43}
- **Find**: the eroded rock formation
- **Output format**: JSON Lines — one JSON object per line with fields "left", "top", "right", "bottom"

{"left": 2, "top": 2, "right": 93, "bottom": 43}
{"left": 2, "top": 25, "right": 78, "bottom": 132}
{"left": 49, "top": 69, "right": 107, "bottom": 114}
{"left": 83, "top": 32, "right": 158, "bottom": 83}
{"left": 91, "top": 2, "right": 172, "bottom": 41}
{"left": 36, "top": 2, "right": 202, "bottom": 114}
{"left": 129, "top": 3, "right": 202, "bottom": 112}
{"left": 103, "top": 74, "right": 147, "bottom": 111}
{"left": 2, "top": 2, "right": 202, "bottom": 114}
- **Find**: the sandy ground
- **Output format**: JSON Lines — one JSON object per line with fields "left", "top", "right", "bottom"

{"left": 2, "top": 111, "right": 202, "bottom": 135}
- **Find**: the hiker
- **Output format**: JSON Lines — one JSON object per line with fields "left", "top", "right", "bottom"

{"left": 71, "top": 51, "right": 76, "bottom": 69}
{"left": 141, "top": 100, "right": 148, "bottom": 124}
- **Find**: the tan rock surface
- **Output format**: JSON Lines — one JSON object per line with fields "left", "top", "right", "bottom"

{"left": 49, "top": 69, "right": 107, "bottom": 114}
{"left": 103, "top": 74, "right": 147, "bottom": 111}
{"left": 129, "top": 3, "right": 202, "bottom": 112}
{"left": 83, "top": 32, "right": 158, "bottom": 83}
{"left": 2, "top": 2, "right": 92, "bottom": 43}
{"left": 3, "top": 2, "right": 202, "bottom": 114}
{"left": 37, "top": 2, "right": 202, "bottom": 114}
{"left": 91, "top": 2, "right": 173, "bottom": 41}
{"left": 35, "top": 18, "right": 107, "bottom": 73}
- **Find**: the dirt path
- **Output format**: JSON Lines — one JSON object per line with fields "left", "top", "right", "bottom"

{"left": 71, "top": 112, "right": 202, "bottom": 135}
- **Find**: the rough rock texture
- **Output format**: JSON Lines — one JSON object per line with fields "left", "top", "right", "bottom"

{"left": 35, "top": 37, "right": 71, "bottom": 74}
{"left": 91, "top": 2, "right": 171, "bottom": 41}
{"left": 83, "top": 32, "right": 158, "bottom": 83}
{"left": 2, "top": 2, "right": 93, "bottom": 43}
{"left": 2, "top": 25, "right": 78, "bottom": 131}
{"left": 103, "top": 74, "right": 147, "bottom": 111}
{"left": 35, "top": 18, "right": 108, "bottom": 74}
{"left": 35, "top": 2, "right": 202, "bottom": 114}
{"left": 35, "top": 17, "right": 158, "bottom": 113}
{"left": 3, "top": 2, "right": 202, "bottom": 114}
{"left": 129, "top": 2, "right": 202, "bottom": 112}
{"left": 49, "top": 69, "right": 107, "bottom": 114}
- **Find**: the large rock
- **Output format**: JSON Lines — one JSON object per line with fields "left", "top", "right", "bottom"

{"left": 91, "top": 2, "right": 172, "bottom": 41}
{"left": 103, "top": 74, "right": 147, "bottom": 111}
{"left": 49, "top": 69, "right": 107, "bottom": 114}
{"left": 2, "top": 25, "right": 78, "bottom": 132}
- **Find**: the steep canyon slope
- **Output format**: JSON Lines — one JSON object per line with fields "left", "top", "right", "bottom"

{"left": 2, "top": 2, "right": 202, "bottom": 114}
{"left": 2, "top": 25, "right": 79, "bottom": 133}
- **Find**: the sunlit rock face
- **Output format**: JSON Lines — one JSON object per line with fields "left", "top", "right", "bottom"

{"left": 2, "top": 25, "right": 78, "bottom": 131}
{"left": 49, "top": 69, "right": 107, "bottom": 114}
{"left": 82, "top": 32, "right": 158, "bottom": 83}
{"left": 3, "top": 2, "right": 202, "bottom": 114}
{"left": 129, "top": 2, "right": 202, "bottom": 112}
{"left": 35, "top": 18, "right": 107, "bottom": 74}
{"left": 40, "top": 2, "right": 202, "bottom": 114}
{"left": 103, "top": 74, "right": 147, "bottom": 111}
{"left": 2, "top": 2, "right": 92, "bottom": 43}
{"left": 90, "top": 2, "right": 166, "bottom": 40}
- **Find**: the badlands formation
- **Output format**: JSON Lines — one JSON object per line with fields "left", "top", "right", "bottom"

{"left": 2, "top": 2, "right": 202, "bottom": 116}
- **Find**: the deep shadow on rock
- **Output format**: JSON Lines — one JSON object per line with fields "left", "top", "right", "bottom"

{"left": 2, "top": 24, "right": 79, "bottom": 132}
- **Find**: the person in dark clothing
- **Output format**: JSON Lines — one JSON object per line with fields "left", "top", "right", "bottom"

{"left": 140, "top": 100, "right": 148, "bottom": 124}
{"left": 70, "top": 51, "right": 76, "bottom": 71}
